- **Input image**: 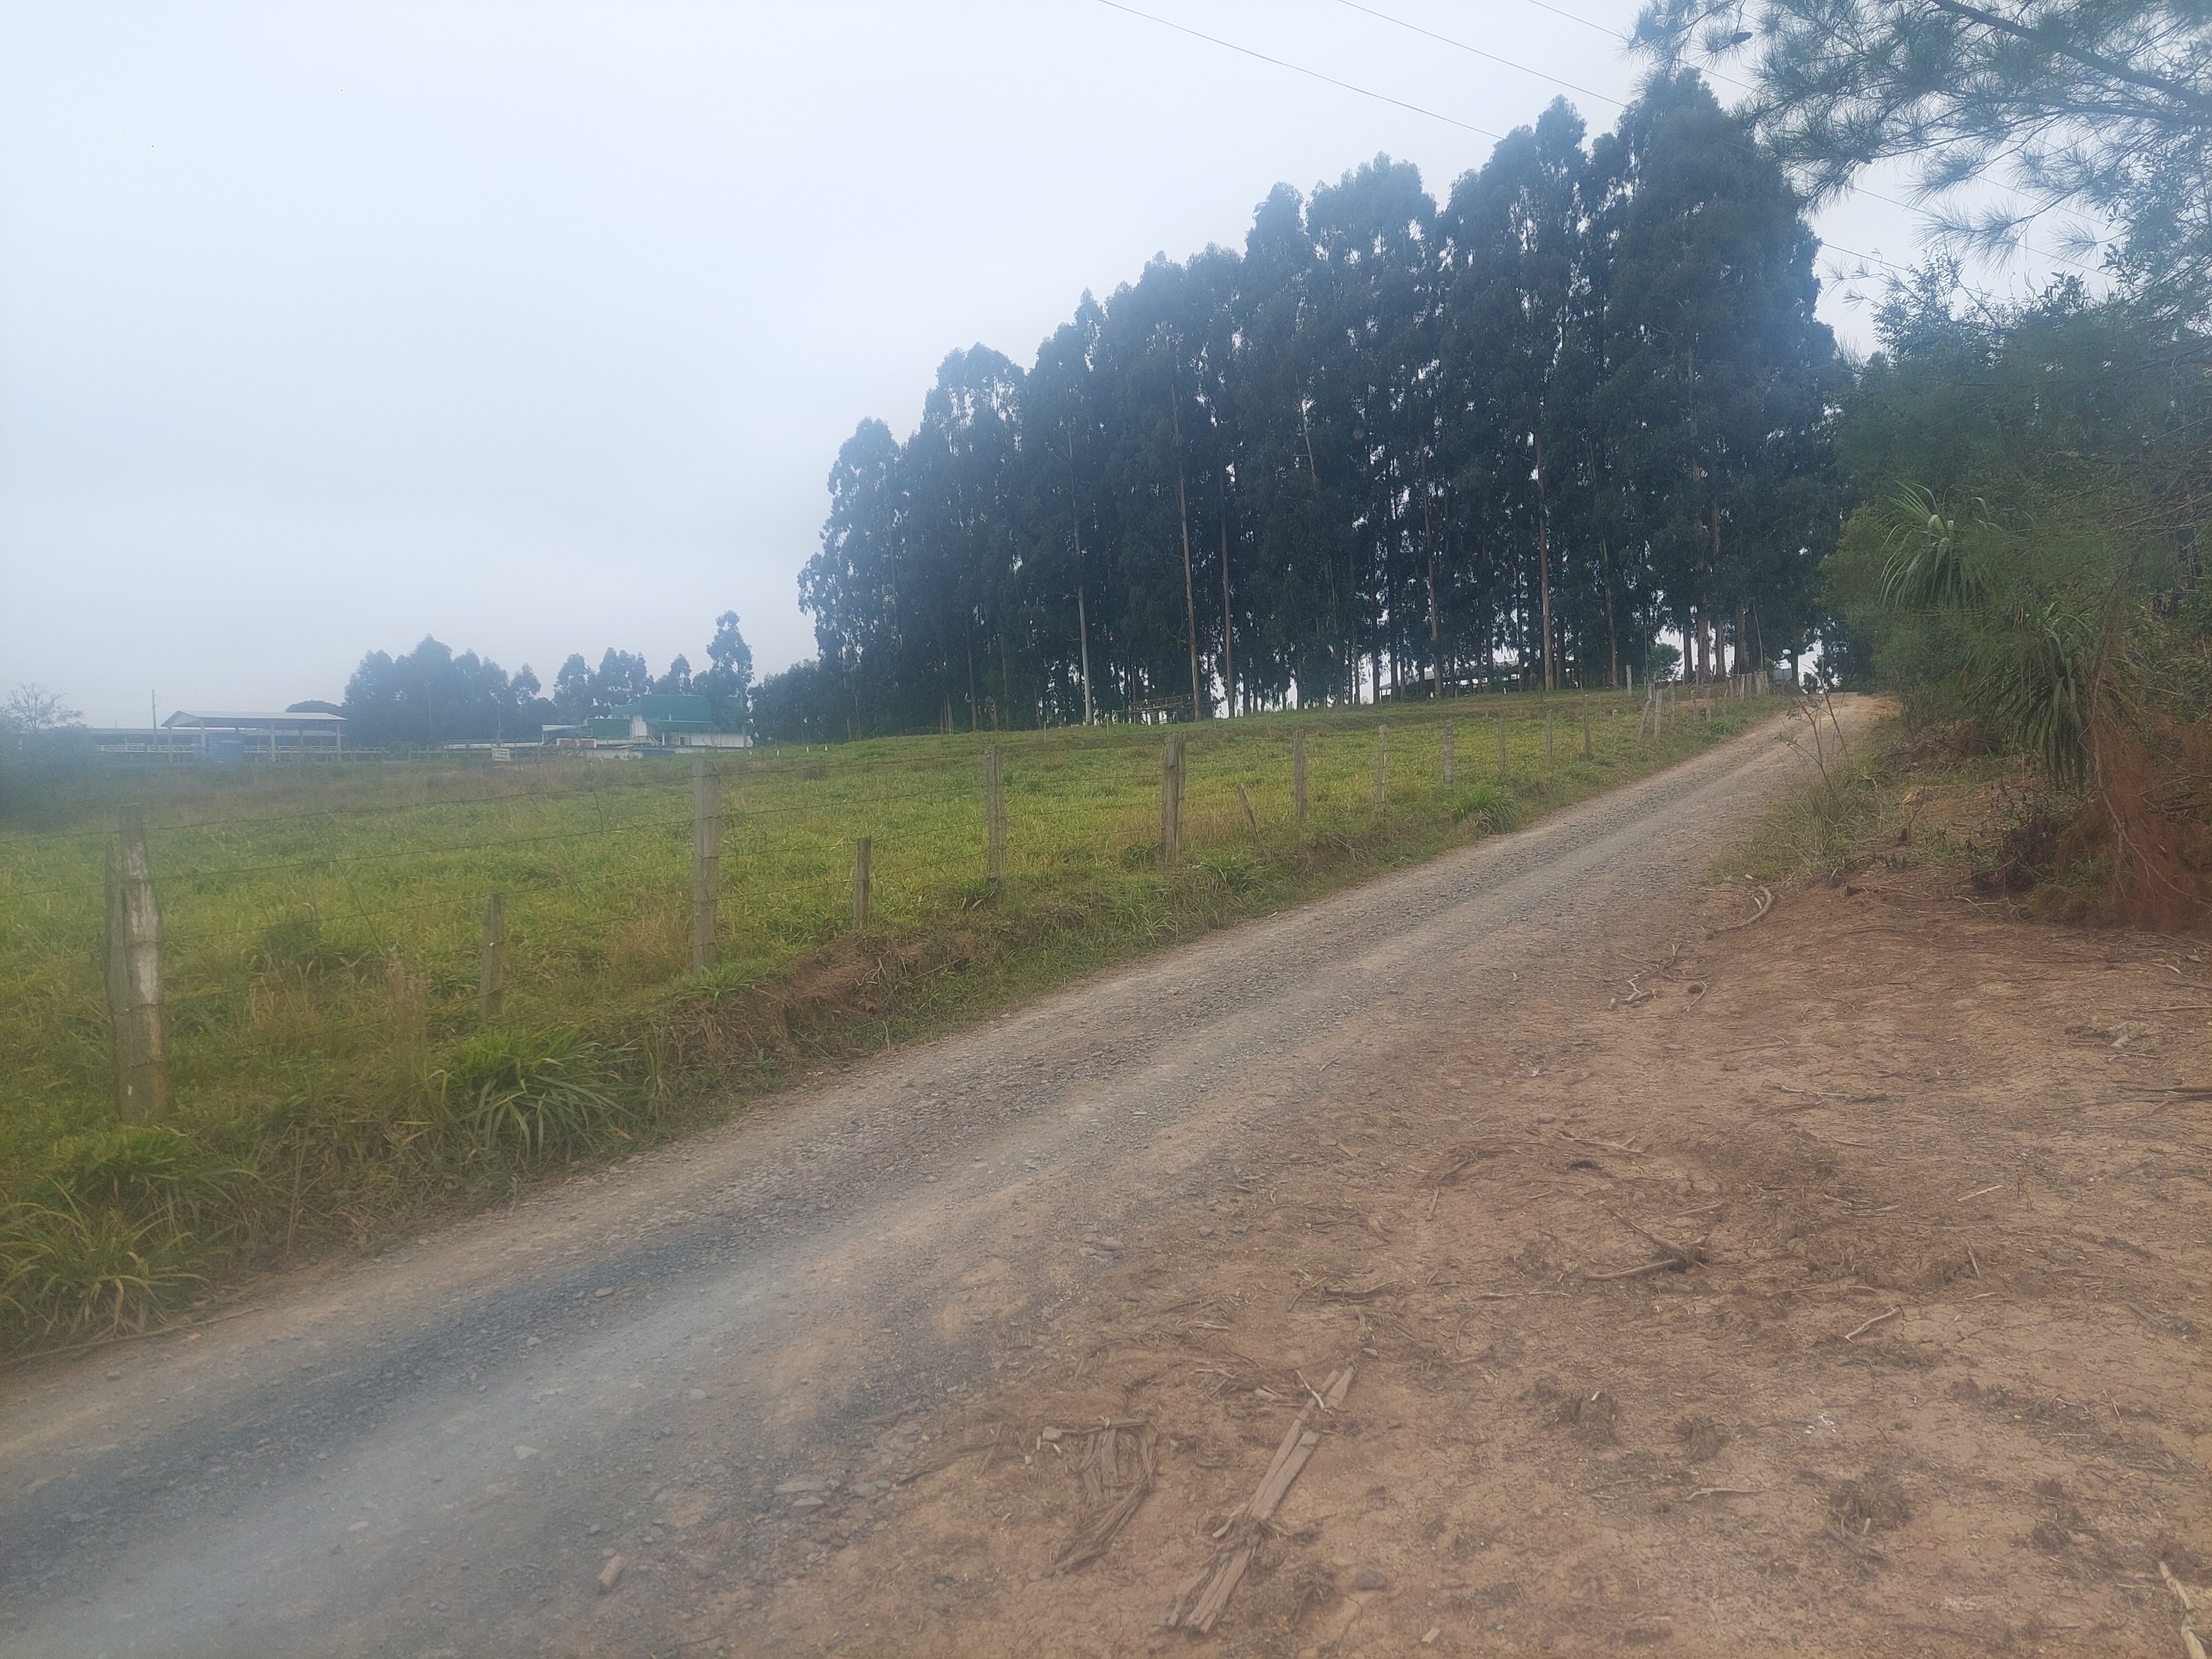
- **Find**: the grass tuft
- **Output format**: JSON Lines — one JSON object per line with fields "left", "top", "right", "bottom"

{"left": 437, "top": 1027, "right": 633, "bottom": 1163}
{"left": 0, "top": 1197, "right": 207, "bottom": 1339}
{"left": 1450, "top": 781, "right": 1520, "bottom": 830}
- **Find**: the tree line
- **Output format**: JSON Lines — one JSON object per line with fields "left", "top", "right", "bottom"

{"left": 329, "top": 612, "right": 753, "bottom": 748}
{"left": 754, "top": 71, "right": 1845, "bottom": 742}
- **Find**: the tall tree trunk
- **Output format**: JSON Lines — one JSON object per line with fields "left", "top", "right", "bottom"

{"left": 1219, "top": 491, "right": 1235, "bottom": 718}
{"left": 1709, "top": 500, "right": 1725, "bottom": 679}
{"left": 1600, "top": 538, "right": 1619, "bottom": 688}
{"left": 1068, "top": 428, "right": 1093, "bottom": 725}
{"left": 1077, "top": 585, "right": 1094, "bottom": 725}
{"left": 1534, "top": 434, "right": 1557, "bottom": 695}
{"left": 1171, "top": 390, "right": 1203, "bottom": 720}
{"left": 1176, "top": 467, "right": 1202, "bottom": 720}
{"left": 1297, "top": 392, "right": 1336, "bottom": 705}
{"left": 1422, "top": 443, "right": 1441, "bottom": 698}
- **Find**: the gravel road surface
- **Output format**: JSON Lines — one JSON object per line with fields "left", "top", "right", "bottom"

{"left": 0, "top": 708, "right": 1842, "bottom": 1658}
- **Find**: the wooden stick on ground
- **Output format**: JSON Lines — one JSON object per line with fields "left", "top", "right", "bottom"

{"left": 1709, "top": 884, "right": 1775, "bottom": 934}
{"left": 1598, "top": 1207, "right": 1703, "bottom": 1269}
{"left": 1842, "top": 1306, "right": 1902, "bottom": 1342}
{"left": 1167, "top": 1363, "right": 1355, "bottom": 1633}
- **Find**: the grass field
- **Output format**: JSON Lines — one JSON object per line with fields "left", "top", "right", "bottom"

{"left": 0, "top": 690, "right": 1758, "bottom": 1346}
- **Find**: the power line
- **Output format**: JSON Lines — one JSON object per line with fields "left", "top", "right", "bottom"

{"left": 1517, "top": 0, "right": 1626, "bottom": 39}
{"left": 1331, "top": 0, "right": 2030, "bottom": 238}
{"left": 1147, "top": 0, "right": 2100, "bottom": 274}
{"left": 1091, "top": 0, "right": 1505, "bottom": 140}
{"left": 1334, "top": 0, "right": 1623, "bottom": 108}
{"left": 1511, "top": 0, "right": 1758, "bottom": 92}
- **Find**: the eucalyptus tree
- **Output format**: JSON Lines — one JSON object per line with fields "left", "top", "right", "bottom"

{"left": 341, "top": 636, "right": 539, "bottom": 745}
{"left": 804, "top": 417, "right": 908, "bottom": 732}
{"left": 1283, "top": 156, "right": 1440, "bottom": 702}
{"left": 899, "top": 346, "right": 1027, "bottom": 730}
{"left": 1018, "top": 293, "right": 1111, "bottom": 722}
{"left": 1227, "top": 183, "right": 1355, "bottom": 707}
{"left": 1438, "top": 100, "right": 1590, "bottom": 691}
{"left": 776, "top": 75, "right": 1845, "bottom": 732}
{"left": 1078, "top": 253, "right": 1234, "bottom": 718}
{"left": 695, "top": 611, "right": 754, "bottom": 732}
{"left": 1592, "top": 72, "right": 1840, "bottom": 679}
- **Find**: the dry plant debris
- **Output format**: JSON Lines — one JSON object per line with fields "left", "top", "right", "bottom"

{"left": 1164, "top": 1362, "right": 1355, "bottom": 1633}
{"left": 1047, "top": 1420, "right": 1158, "bottom": 1575}
{"left": 721, "top": 862, "right": 2205, "bottom": 1655}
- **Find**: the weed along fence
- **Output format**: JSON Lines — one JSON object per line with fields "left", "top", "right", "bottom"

{"left": 0, "top": 685, "right": 1764, "bottom": 1343}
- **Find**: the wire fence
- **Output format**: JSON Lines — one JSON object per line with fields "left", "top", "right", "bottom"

{"left": 1, "top": 681, "right": 1766, "bottom": 1120}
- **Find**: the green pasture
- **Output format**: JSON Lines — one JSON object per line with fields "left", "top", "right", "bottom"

{"left": 0, "top": 690, "right": 1755, "bottom": 1344}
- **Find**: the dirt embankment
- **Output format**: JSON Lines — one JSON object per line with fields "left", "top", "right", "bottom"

{"left": 729, "top": 869, "right": 2209, "bottom": 1656}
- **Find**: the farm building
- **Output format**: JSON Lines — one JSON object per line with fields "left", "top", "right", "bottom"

{"left": 157, "top": 710, "right": 346, "bottom": 759}
{"left": 542, "top": 695, "right": 749, "bottom": 749}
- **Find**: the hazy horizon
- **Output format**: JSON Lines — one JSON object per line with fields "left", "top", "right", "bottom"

{"left": 1, "top": 1, "right": 2076, "bottom": 726}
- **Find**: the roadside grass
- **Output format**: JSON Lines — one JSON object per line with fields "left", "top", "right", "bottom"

{"left": 1, "top": 691, "right": 1761, "bottom": 1348}
{"left": 1724, "top": 702, "right": 2120, "bottom": 923}
{"left": 1729, "top": 699, "right": 1905, "bottom": 883}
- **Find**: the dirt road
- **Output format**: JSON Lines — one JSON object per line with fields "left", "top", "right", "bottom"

{"left": 5, "top": 702, "right": 2204, "bottom": 1658}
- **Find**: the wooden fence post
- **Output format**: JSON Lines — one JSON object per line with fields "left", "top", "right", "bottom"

{"left": 1374, "top": 723, "right": 1388, "bottom": 805}
{"left": 1496, "top": 716, "right": 1508, "bottom": 783}
{"left": 852, "top": 836, "right": 873, "bottom": 929}
{"left": 1544, "top": 712, "right": 1555, "bottom": 768}
{"left": 1441, "top": 721, "right": 1455, "bottom": 787}
{"left": 984, "top": 744, "right": 1006, "bottom": 888}
{"left": 1292, "top": 728, "right": 1308, "bottom": 828}
{"left": 691, "top": 758, "right": 720, "bottom": 973}
{"left": 105, "top": 807, "right": 166, "bottom": 1121}
{"left": 1582, "top": 698, "right": 1593, "bottom": 761}
{"left": 480, "top": 892, "right": 506, "bottom": 1018}
{"left": 1160, "top": 734, "right": 1186, "bottom": 864}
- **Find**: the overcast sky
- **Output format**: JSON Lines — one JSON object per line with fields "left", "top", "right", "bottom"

{"left": 0, "top": 1, "right": 2065, "bottom": 725}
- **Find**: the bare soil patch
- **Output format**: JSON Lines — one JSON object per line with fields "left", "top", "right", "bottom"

{"left": 723, "top": 873, "right": 2210, "bottom": 1655}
